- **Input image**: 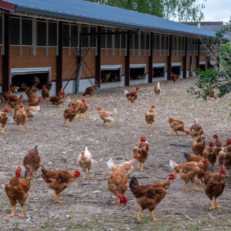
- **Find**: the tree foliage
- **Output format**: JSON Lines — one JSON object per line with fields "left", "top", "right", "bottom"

{"left": 84, "top": 0, "right": 206, "bottom": 21}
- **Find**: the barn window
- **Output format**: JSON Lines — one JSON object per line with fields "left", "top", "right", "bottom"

{"left": 153, "top": 65, "right": 165, "bottom": 78}
{"left": 22, "top": 19, "right": 32, "bottom": 46}
{"left": 134, "top": 33, "right": 138, "bottom": 49}
{"left": 146, "top": 34, "right": 149, "bottom": 50}
{"left": 62, "top": 24, "right": 69, "bottom": 47}
{"left": 10, "top": 17, "right": 20, "bottom": 45}
{"left": 141, "top": 33, "right": 145, "bottom": 50}
{"left": 161, "top": 35, "right": 165, "bottom": 51}
{"left": 48, "top": 22, "right": 57, "bottom": 47}
{"left": 107, "top": 29, "right": 112, "bottom": 49}
{"left": 0, "top": 16, "right": 2, "bottom": 45}
{"left": 71, "top": 25, "right": 78, "bottom": 47}
{"left": 153, "top": 34, "right": 156, "bottom": 50}
{"left": 115, "top": 31, "right": 120, "bottom": 49}
{"left": 100, "top": 28, "right": 106, "bottom": 48}
{"left": 130, "top": 34, "right": 133, "bottom": 49}
{"left": 90, "top": 27, "right": 96, "bottom": 47}
{"left": 121, "top": 33, "right": 126, "bottom": 49}
{"left": 82, "top": 26, "right": 89, "bottom": 48}
{"left": 37, "top": 21, "right": 47, "bottom": 46}
{"left": 166, "top": 36, "right": 169, "bottom": 50}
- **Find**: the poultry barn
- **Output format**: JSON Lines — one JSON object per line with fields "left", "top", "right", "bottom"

{"left": 0, "top": 0, "right": 226, "bottom": 96}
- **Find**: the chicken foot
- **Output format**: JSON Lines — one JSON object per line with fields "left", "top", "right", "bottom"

{"left": 138, "top": 163, "right": 144, "bottom": 171}
{"left": 148, "top": 124, "right": 152, "bottom": 129}
{"left": 83, "top": 171, "right": 87, "bottom": 179}
{"left": 63, "top": 120, "right": 66, "bottom": 125}
{"left": 108, "top": 122, "right": 112, "bottom": 127}
{"left": 185, "top": 183, "right": 191, "bottom": 191}
{"left": 2, "top": 128, "right": 7, "bottom": 134}
{"left": 192, "top": 182, "right": 201, "bottom": 191}
{"left": 68, "top": 122, "right": 72, "bottom": 128}
{"left": 75, "top": 115, "right": 78, "bottom": 120}
{"left": 226, "top": 169, "right": 229, "bottom": 177}
{"left": 209, "top": 200, "right": 215, "bottom": 210}
{"left": 136, "top": 208, "right": 144, "bottom": 221}
{"left": 149, "top": 211, "right": 162, "bottom": 221}
{"left": 100, "top": 122, "right": 105, "bottom": 126}
{"left": 198, "top": 178, "right": 204, "bottom": 185}
{"left": 87, "top": 169, "right": 91, "bottom": 178}
{"left": 56, "top": 194, "right": 65, "bottom": 203}
{"left": 214, "top": 198, "right": 221, "bottom": 209}
{"left": 7, "top": 205, "right": 16, "bottom": 217}
{"left": 18, "top": 206, "right": 25, "bottom": 217}
{"left": 112, "top": 195, "right": 120, "bottom": 205}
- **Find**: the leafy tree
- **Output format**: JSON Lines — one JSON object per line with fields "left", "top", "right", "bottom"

{"left": 84, "top": 0, "right": 206, "bottom": 22}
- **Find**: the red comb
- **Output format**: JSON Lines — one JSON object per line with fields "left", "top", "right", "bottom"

{"left": 136, "top": 86, "right": 139, "bottom": 90}
{"left": 151, "top": 105, "right": 155, "bottom": 108}
{"left": 38, "top": 98, "right": 41, "bottom": 103}
{"left": 83, "top": 93, "right": 86, "bottom": 96}
{"left": 209, "top": 141, "right": 214, "bottom": 147}
{"left": 18, "top": 166, "right": 22, "bottom": 172}
{"left": 222, "top": 165, "right": 226, "bottom": 171}
{"left": 20, "top": 103, "right": 23, "bottom": 107}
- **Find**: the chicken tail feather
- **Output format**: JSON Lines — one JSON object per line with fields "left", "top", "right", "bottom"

{"left": 169, "top": 160, "right": 177, "bottom": 169}
{"left": 34, "top": 145, "right": 38, "bottom": 150}
{"left": 107, "top": 158, "right": 115, "bottom": 172}
{"left": 124, "top": 90, "right": 128, "bottom": 96}
{"left": 183, "top": 152, "right": 191, "bottom": 162}
{"left": 129, "top": 177, "right": 139, "bottom": 192}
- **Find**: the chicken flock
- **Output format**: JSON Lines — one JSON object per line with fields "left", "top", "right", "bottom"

{"left": 0, "top": 78, "right": 228, "bottom": 222}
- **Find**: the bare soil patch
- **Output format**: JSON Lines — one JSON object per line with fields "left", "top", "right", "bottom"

{"left": 1, "top": 77, "right": 231, "bottom": 231}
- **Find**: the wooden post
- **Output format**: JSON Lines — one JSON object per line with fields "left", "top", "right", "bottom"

{"left": 125, "top": 32, "right": 130, "bottom": 86}
{"left": 95, "top": 26, "right": 101, "bottom": 87}
{"left": 56, "top": 22, "right": 63, "bottom": 94}
{"left": 196, "top": 39, "right": 200, "bottom": 69}
{"left": 183, "top": 37, "right": 187, "bottom": 78}
{"left": 167, "top": 35, "right": 172, "bottom": 81}
{"left": 148, "top": 33, "right": 153, "bottom": 83}
{"left": 2, "top": 12, "right": 10, "bottom": 92}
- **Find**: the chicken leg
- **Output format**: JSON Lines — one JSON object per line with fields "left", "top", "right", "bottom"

{"left": 56, "top": 194, "right": 65, "bottom": 203}
{"left": 136, "top": 207, "right": 144, "bottom": 221}
{"left": 226, "top": 169, "right": 229, "bottom": 177}
{"left": 112, "top": 195, "right": 120, "bottom": 205}
{"left": 87, "top": 169, "right": 91, "bottom": 178}
{"left": 21, "top": 126, "right": 25, "bottom": 131}
{"left": 172, "top": 130, "right": 175, "bottom": 136}
{"left": 75, "top": 115, "right": 78, "bottom": 120}
{"left": 148, "top": 125, "right": 152, "bottom": 129}
{"left": 198, "top": 178, "right": 204, "bottom": 185}
{"left": 83, "top": 171, "right": 87, "bottom": 179}
{"left": 108, "top": 123, "right": 112, "bottom": 127}
{"left": 34, "top": 170, "right": 38, "bottom": 178}
{"left": 2, "top": 128, "right": 7, "bottom": 134}
{"left": 18, "top": 206, "right": 25, "bottom": 217}
{"left": 100, "top": 122, "right": 105, "bottom": 126}
{"left": 192, "top": 182, "right": 201, "bottom": 191}
{"left": 63, "top": 120, "right": 66, "bottom": 125}
{"left": 68, "top": 122, "right": 72, "bottom": 128}
{"left": 138, "top": 163, "right": 144, "bottom": 171}
{"left": 209, "top": 200, "right": 215, "bottom": 210}
{"left": 185, "top": 183, "right": 191, "bottom": 191}
{"left": 16, "top": 125, "right": 20, "bottom": 131}
{"left": 149, "top": 211, "right": 162, "bottom": 221}
{"left": 7, "top": 205, "right": 16, "bottom": 216}
{"left": 214, "top": 198, "right": 221, "bottom": 209}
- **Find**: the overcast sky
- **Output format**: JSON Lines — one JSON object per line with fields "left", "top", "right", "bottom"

{"left": 200, "top": 0, "right": 231, "bottom": 22}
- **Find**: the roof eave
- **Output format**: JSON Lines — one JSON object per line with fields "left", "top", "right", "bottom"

{"left": 15, "top": 6, "right": 228, "bottom": 41}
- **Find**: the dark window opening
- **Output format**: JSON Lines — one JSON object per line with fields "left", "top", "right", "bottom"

{"left": 63, "top": 24, "right": 69, "bottom": 47}
{"left": 121, "top": 33, "right": 126, "bottom": 49}
{"left": 100, "top": 28, "right": 105, "bottom": 49}
{"left": 129, "top": 34, "right": 133, "bottom": 49}
{"left": 22, "top": 19, "right": 32, "bottom": 45}
{"left": 153, "top": 67, "right": 165, "bottom": 78}
{"left": 199, "top": 64, "right": 206, "bottom": 71}
{"left": 37, "top": 21, "right": 46, "bottom": 46}
{"left": 115, "top": 33, "right": 120, "bottom": 49}
{"left": 107, "top": 29, "right": 112, "bottom": 48}
{"left": 12, "top": 73, "right": 49, "bottom": 91}
{"left": 90, "top": 27, "right": 96, "bottom": 47}
{"left": 166, "top": 36, "right": 169, "bottom": 50}
{"left": 141, "top": 33, "right": 145, "bottom": 50}
{"left": 71, "top": 25, "right": 78, "bottom": 47}
{"left": 49, "top": 22, "right": 57, "bottom": 46}
{"left": 130, "top": 67, "right": 146, "bottom": 80}
{"left": 172, "top": 66, "right": 181, "bottom": 75}
{"left": 82, "top": 26, "right": 88, "bottom": 48}
{"left": 0, "top": 16, "right": 2, "bottom": 44}
{"left": 10, "top": 18, "right": 20, "bottom": 45}
{"left": 156, "top": 34, "right": 160, "bottom": 50}
{"left": 161, "top": 35, "right": 165, "bottom": 50}
{"left": 134, "top": 33, "right": 138, "bottom": 49}
{"left": 101, "top": 70, "right": 120, "bottom": 83}
{"left": 146, "top": 34, "right": 149, "bottom": 50}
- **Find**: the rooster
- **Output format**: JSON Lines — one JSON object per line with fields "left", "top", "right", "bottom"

{"left": 98, "top": 107, "right": 117, "bottom": 127}
{"left": 124, "top": 86, "right": 139, "bottom": 106}
{"left": 41, "top": 165, "right": 81, "bottom": 203}
{"left": 208, "top": 90, "right": 217, "bottom": 100}
{"left": 190, "top": 119, "right": 203, "bottom": 140}
{"left": 202, "top": 141, "right": 217, "bottom": 166}
{"left": 107, "top": 153, "right": 140, "bottom": 177}
{"left": 15, "top": 103, "right": 27, "bottom": 131}
{"left": 171, "top": 74, "right": 179, "bottom": 84}
{"left": 0, "top": 106, "right": 9, "bottom": 134}
{"left": 145, "top": 105, "right": 155, "bottom": 129}
{"left": 129, "top": 173, "right": 176, "bottom": 221}
{"left": 63, "top": 104, "right": 79, "bottom": 127}
{"left": 50, "top": 94, "right": 64, "bottom": 108}
{"left": 154, "top": 82, "right": 161, "bottom": 97}
{"left": 79, "top": 96, "right": 88, "bottom": 118}
{"left": 25, "top": 106, "right": 40, "bottom": 121}
{"left": 78, "top": 147, "right": 94, "bottom": 179}
{"left": 5, "top": 166, "right": 30, "bottom": 217}
{"left": 42, "top": 84, "right": 52, "bottom": 102}
{"left": 192, "top": 129, "right": 205, "bottom": 156}
{"left": 33, "top": 76, "right": 40, "bottom": 88}
{"left": 57, "top": 89, "right": 65, "bottom": 99}
{"left": 213, "top": 134, "right": 226, "bottom": 155}
{"left": 169, "top": 117, "right": 190, "bottom": 136}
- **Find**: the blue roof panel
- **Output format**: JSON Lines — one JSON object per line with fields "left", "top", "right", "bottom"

{"left": 5, "top": 0, "right": 228, "bottom": 39}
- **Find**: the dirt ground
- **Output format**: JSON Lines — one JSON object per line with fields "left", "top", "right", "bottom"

{"left": 1, "top": 77, "right": 231, "bottom": 231}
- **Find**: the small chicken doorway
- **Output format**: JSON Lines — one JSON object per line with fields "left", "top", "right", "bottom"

{"left": 153, "top": 66, "right": 165, "bottom": 78}
{"left": 171, "top": 65, "right": 181, "bottom": 76}
{"left": 199, "top": 64, "right": 206, "bottom": 71}
{"left": 130, "top": 64, "right": 146, "bottom": 80}
{"left": 101, "top": 65, "right": 122, "bottom": 83}
{"left": 11, "top": 67, "right": 51, "bottom": 92}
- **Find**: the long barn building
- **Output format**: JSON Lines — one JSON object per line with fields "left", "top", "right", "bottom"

{"left": 0, "top": 0, "right": 227, "bottom": 96}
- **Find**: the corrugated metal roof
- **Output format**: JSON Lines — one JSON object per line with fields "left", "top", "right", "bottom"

{"left": 4, "top": 0, "right": 228, "bottom": 39}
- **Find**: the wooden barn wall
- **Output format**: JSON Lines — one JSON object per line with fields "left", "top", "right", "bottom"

{"left": 101, "top": 49, "right": 125, "bottom": 75}
{"left": 192, "top": 56, "right": 197, "bottom": 69}
{"left": 200, "top": 55, "right": 207, "bottom": 62}
{"left": 130, "top": 50, "right": 149, "bottom": 73}
{"left": 10, "top": 47, "right": 57, "bottom": 81}
{"left": 153, "top": 54, "right": 168, "bottom": 71}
